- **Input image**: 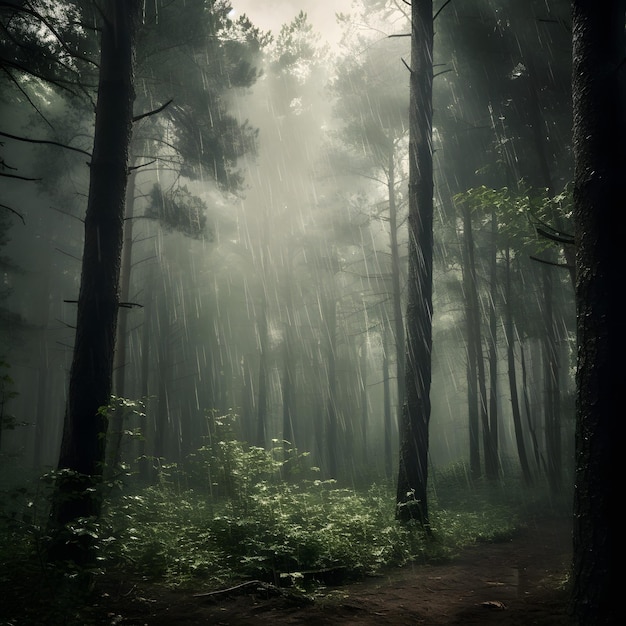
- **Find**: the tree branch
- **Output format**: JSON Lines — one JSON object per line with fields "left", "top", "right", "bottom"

{"left": 0, "top": 202, "right": 25, "bottom": 224}
{"left": 128, "top": 159, "right": 157, "bottom": 172}
{"left": 434, "top": 0, "right": 454, "bottom": 21}
{"left": 133, "top": 98, "right": 174, "bottom": 122}
{"left": 0, "top": 2, "right": 100, "bottom": 69}
{"left": 1, "top": 67, "right": 55, "bottom": 128}
{"left": 530, "top": 255, "right": 573, "bottom": 270}
{"left": 0, "top": 171, "right": 41, "bottom": 181}
{"left": 0, "top": 130, "right": 91, "bottom": 158}
{"left": 536, "top": 226, "right": 574, "bottom": 245}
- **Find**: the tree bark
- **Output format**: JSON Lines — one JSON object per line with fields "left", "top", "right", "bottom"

{"left": 460, "top": 203, "right": 481, "bottom": 480}
{"left": 106, "top": 166, "right": 138, "bottom": 480}
{"left": 324, "top": 289, "right": 339, "bottom": 479}
{"left": 388, "top": 140, "right": 405, "bottom": 421}
{"left": 541, "top": 265, "right": 562, "bottom": 493}
{"left": 48, "top": 0, "right": 141, "bottom": 564}
{"left": 396, "top": 0, "right": 433, "bottom": 527}
{"left": 570, "top": 2, "right": 625, "bottom": 623}
{"left": 255, "top": 295, "right": 269, "bottom": 448}
{"left": 382, "top": 324, "right": 393, "bottom": 481}
{"left": 486, "top": 208, "right": 499, "bottom": 478}
{"left": 504, "top": 248, "right": 532, "bottom": 485}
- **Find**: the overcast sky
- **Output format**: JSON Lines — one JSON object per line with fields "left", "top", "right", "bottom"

{"left": 231, "top": 0, "right": 353, "bottom": 47}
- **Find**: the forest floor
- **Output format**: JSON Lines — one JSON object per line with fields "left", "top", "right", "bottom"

{"left": 93, "top": 514, "right": 572, "bottom": 625}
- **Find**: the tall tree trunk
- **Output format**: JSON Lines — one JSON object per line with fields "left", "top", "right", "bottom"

{"left": 541, "top": 266, "right": 561, "bottom": 493}
{"left": 255, "top": 219, "right": 270, "bottom": 449}
{"left": 255, "top": 295, "right": 269, "bottom": 448}
{"left": 281, "top": 327, "right": 296, "bottom": 476}
{"left": 485, "top": 209, "right": 499, "bottom": 478}
{"left": 570, "top": 3, "right": 624, "bottom": 623}
{"left": 359, "top": 337, "right": 368, "bottom": 463}
{"left": 281, "top": 273, "right": 296, "bottom": 451}
{"left": 48, "top": 0, "right": 141, "bottom": 565}
{"left": 396, "top": 0, "right": 433, "bottom": 527}
{"left": 388, "top": 141, "right": 405, "bottom": 421}
{"left": 324, "top": 291, "right": 339, "bottom": 479}
{"left": 504, "top": 248, "right": 532, "bottom": 485}
{"left": 137, "top": 272, "right": 153, "bottom": 483}
{"left": 153, "top": 290, "right": 173, "bottom": 465}
{"left": 106, "top": 166, "right": 138, "bottom": 480}
{"left": 382, "top": 324, "right": 393, "bottom": 482}
{"left": 113, "top": 165, "right": 137, "bottom": 399}
{"left": 464, "top": 212, "right": 491, "bottom": 481}
{"left": 520, "top": 339, "right": 545, "bottom": 475}
{"left": 460, "top": 204, "right": 481, "bottom": 480}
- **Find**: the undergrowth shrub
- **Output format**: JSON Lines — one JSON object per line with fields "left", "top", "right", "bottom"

{"left": 1, "top": 412, "right": 545, "bottom": 601}
{"left": 102, "top": 415, "right": 527, "bottom": 589}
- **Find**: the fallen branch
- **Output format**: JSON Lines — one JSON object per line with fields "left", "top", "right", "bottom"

{"left": 192, "top": 580, "right": 275, "bottom": 598}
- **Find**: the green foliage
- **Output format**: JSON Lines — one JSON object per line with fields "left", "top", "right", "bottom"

{"left": 145, "top": 183, "right": 209, "bottom": 239}
{"left": 453, "top": 183, "right": 574, "bottom": 258}
{"left": 105, "top": 477, "right": 436, "bottom": 589}
{"left": 271, "top": 11, "right": 327, "bottom": 77}
{"left": 0, "top": 471, "right": 109, "bottom": 625}
{"left": 134, "top": 0, "right": 262, "bottom": 192}
{"left": 0, "top": 421, "right": 563, "bottom": 617}
{"left": 98, "top": 421, "right": 533, "bottom": 590}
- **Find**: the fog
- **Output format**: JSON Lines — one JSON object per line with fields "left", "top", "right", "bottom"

{"left": 0, "top": 0, "right": 575, "bottom": 491}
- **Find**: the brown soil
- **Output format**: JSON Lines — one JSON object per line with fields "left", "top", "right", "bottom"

{"left": 94, "top": 515, "right": 572, "bottom": 625}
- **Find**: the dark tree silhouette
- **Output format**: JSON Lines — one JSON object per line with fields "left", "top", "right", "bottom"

{"left": 396, "top": 0, "right": 433, "bottom": 527}
{"left": 570, "top": 2, "right": 624, "bottom": 624}
{"left": 48, "top": 0, "right": 142, "bottom": 565}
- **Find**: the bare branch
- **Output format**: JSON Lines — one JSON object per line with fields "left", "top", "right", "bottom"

{"left": 56, "top": 249, "right": 82, "bottom": 261}
{"left": 0, "top": 171, "right": 41, "bottom": 181}
{"left": 133, "top": 98, "right": 174, "bottom": 122}
{"left": 529, "top": 255, "right": 573, "bottom": 270}
{"left": 128, "top": 159, "right": 157, "bottom": 172}
{"left": 536, "top": 226, "right": 574, "bottom": 245}
{"left": 434, "top": 0, "right": 454, "bottom": 21}
{"left": 0, "top": 202, "right": 25, "bottom": 224}
{"left": 0, "top": 130, "right": 91, "bottom": 158}
{"left": 1, "top": 67, "right": 54, "bottom": 128}
{"left": 50, "top": 206, "right": 85, "bottom": 223}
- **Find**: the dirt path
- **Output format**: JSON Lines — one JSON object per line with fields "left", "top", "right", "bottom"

{"left": 97, "top": 516, "right": 572, "bottom": 625}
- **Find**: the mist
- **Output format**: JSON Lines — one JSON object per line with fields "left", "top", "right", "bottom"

{"left": 0, "top": 0, "right": 588, "bottom": 623}
{"left": 0, "top": 0, "right": 575, "bottom": 487}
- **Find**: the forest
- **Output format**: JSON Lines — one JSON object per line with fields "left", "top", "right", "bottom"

{"left": 0, "top": 1, "right": 619, "bottom": 624}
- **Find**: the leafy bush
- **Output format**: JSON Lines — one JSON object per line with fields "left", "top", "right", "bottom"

{"left": 1, "top": 413, "right": 550, "bottom": 603}
{"left": 101, "top": 420, "right": 527, "bottom": 589}
{"left": 105, "top": 477, "right": 436, "bottom": 588}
